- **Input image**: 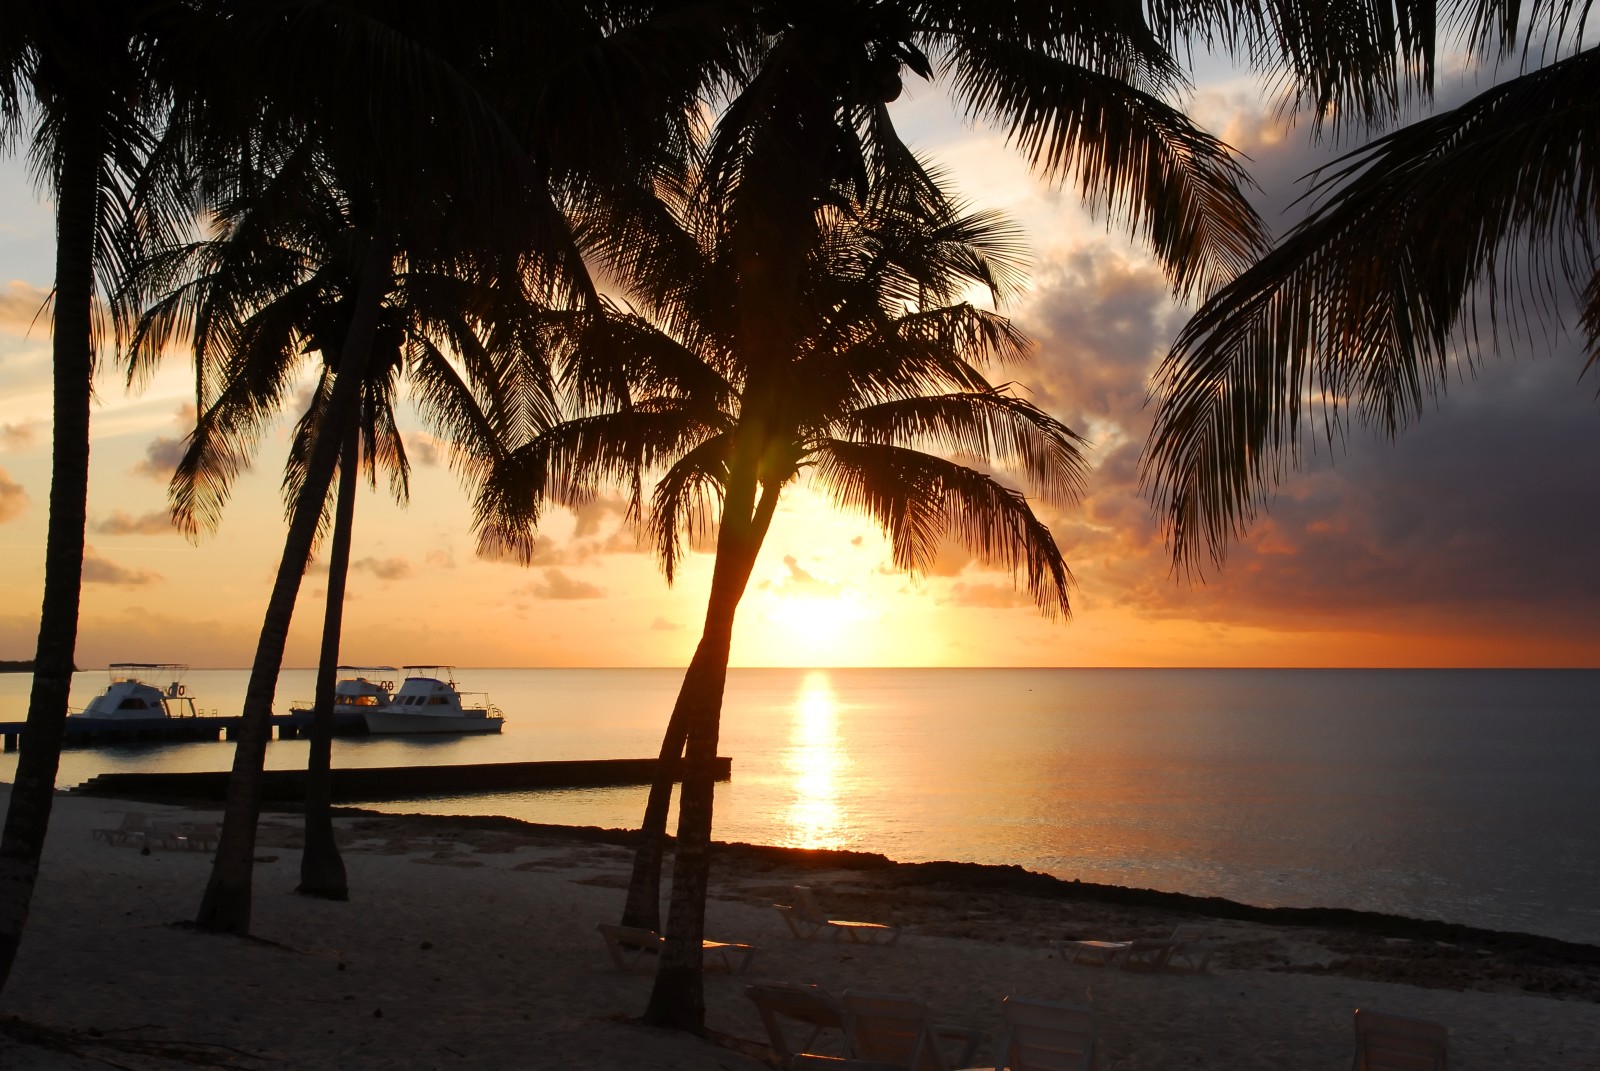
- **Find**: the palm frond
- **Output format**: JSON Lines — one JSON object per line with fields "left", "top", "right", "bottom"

{"left": 813, "top": 438, "right": 1073, "bottom": 617}
{"left": 831, "top": 392, "right": 1090, "bottom": 504}
{"left": 941, "top": 36, "right": 1268, "bottom": 298}
{"left": 1142, "top": 45, "right": 1600, "bottom": 572}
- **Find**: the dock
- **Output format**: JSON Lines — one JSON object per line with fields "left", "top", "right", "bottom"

{"left": 69, "top": 757, "right": 732, "bottom": 803}
{"left": 0, "top": 711, "right": 375, "bottom": 751}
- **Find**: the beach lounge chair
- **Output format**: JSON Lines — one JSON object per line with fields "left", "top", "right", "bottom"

{"left": 841, "top": 990, "right": 983, "bottom": 1071}
{"left": 1117, "top": 937, "right": 1180, "bottom": 970}
{"left": 1057, "top": 939, "right": 1131, "bottom": 967}
{"left": 986, "top": 996, "right": 1095, "bottom": 1071}
{"left": 90, "top": 811, "right": 148, "bottom": 846}
{"left": 1352, "top": 1009, "right": 1448, "bottom": 1071}
{"left": 594, "top": 922, "right": 757, "bottom": 975}
{"left": 776, "top": 886, "right": 901, "bottom": 945}
{"left": 1165, "top": 925, "right": 1220, "bottom": 972}
{"left": 746, "top": 982, "right": 850, "bottom": 1065}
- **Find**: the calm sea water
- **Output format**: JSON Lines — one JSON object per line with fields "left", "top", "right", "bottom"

{"left": 1, "top": 668, "right": 1596, "bottom": 944}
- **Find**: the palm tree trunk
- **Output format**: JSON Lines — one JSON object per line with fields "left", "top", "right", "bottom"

{"left": 0, "top": 104, "right": 101, "bottom": 995}
{"left": 618, "top": 693, "right": 690, "bottom": 930}
{"left": 643, "top": 472, "right": 780, "bottom": 1031}
{"left": 298, "top": 423, "right": 359, "bottom": 900}
{"left": 196, "top": 236, "right": 391, "bottom": 934}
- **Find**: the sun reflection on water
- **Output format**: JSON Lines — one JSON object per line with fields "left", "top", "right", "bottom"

{"left": 782, "top": 670, "right": 850, "bottom": 850}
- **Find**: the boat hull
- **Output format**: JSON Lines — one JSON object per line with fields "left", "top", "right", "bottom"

{"left": 362, "top": 709, "right": 504, "bottom": 735}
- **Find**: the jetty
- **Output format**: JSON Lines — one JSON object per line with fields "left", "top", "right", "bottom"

{"left": 1, "top": 711, "right": 375, "bottom": 751}
{"left": 70, "top": 757, "right": 732, "bottom": 803}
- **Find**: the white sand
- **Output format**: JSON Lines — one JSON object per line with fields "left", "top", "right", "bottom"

{"left": 1, "top": 790, "right": 1596, "bottom": 1069}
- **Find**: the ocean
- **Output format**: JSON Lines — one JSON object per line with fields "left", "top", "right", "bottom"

{"left": 1, "top": 667, "right": 1596, "bottom": 944}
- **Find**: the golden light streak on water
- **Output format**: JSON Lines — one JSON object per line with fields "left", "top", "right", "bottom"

{"left": 781, "top": 670, "right": 850, "bottom": 850}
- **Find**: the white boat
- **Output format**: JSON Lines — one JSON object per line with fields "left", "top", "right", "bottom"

{"left": 289, "top": 666, "right": 398, "bottom": 716}
{"left": 71, "top": 664, "right": 200, "bottom": 720}
{"left": 362, "top": 666, "right": 504, "bottom": 735}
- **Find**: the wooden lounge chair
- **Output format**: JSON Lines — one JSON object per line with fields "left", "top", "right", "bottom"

{"left": 985, "top": 996, "right": 1095, "bottom": 1071}
{"left": 841, "top": 990, "right": 982, "bottom": 1071}
{"left": 1352, "top": 1009, "right": 1448, "bottom": 1071}
{"left": 90, "top": 811, "right": 148, "bottom": 846}
{"left": 746, "top": 982, "right": 850, "bottom": 1065}
{"left": 594, "top": 922, "right": 757, "bottom": 975}
{"left": 776, "top": 886, "right": 901, "bottom": 945}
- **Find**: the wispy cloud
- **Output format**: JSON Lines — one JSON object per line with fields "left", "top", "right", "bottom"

{"left": 91, "top": 509, "right": 173, "bottom": 536}
{"left": 650, "top": 616, "right": 680, "bottom": 631}
{"left": 523, "top": 568, "right": 605, "bottom": 600}
{"left": 81, "top": 546, "right": 160, "bottom": 587}
{"left": 351, "top": 556, "right": 414, "bottom": 582}
{"left": 0, "top": 421, "right": 41, "bottom": 451}
{"left": 0, "top": 467, "right": 25, "bottom": 523}
{"left": 0, "top": 281, "right": 50, "bottom": 337}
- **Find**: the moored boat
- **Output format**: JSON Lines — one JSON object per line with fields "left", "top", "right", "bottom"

{"left": 362, "top": 667, "right": 504, "bottom": 735}
{"left": 71, "top": 664, "right": 200, "bottom": 720}
{"left": 288, "top": 666, "right": 398, "bottom": 716}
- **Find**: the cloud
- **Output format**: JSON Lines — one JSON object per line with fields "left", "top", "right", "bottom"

{"left": 573, "top": 495, "right": 629, "bottom": 538}
{"left": 941, "top": 581, "right": 1032, "bottom": 610}
{"left": 650, "top": 616, "right": 680, "bottom": 631}
{"left": 409, "top": 433, "right": 444, "bottom": 467}
{"left": 522, "top": 568, "right": 605, "bottom": 600}
{"left": 1, "top": 422, "right": 41, "bottom": 451}
{"left": 351, "top": 556, "right": 414, "bottom": 582}
{"left": 0, "top": 281, "right": 50, "bottom": 336}
{"left": 0, "top": 468, "right": 25, "bottom": 523}
{"left": 81, "top": 547, "right": 160, "bottom": 587}
{"left": 91, "top": 509, "right": 173, "bottom": 536}
{"left": 769, "top": 555, "right": 846, "bottom": 597}
{"left": 130, "top": 435, "right": 188, "bottom": 480}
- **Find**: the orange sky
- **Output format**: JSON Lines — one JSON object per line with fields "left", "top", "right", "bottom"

{"left": 1, "top": 67, "right": 1596, "bottom": 670}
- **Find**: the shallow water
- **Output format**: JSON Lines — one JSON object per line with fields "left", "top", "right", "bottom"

{"left": 2, "top": 667, "right": 1596, "bottom": 943}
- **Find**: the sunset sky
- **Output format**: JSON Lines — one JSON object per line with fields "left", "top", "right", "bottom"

{"left": 1, "top": 54, "right": 1596, "bottom": 670}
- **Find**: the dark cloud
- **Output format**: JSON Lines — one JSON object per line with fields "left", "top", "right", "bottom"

{"left": 131, "top": 435, "right": 188, "bottom": 480}
{"left": 81, "top": 547, "right": 160, "bottom": 587}
{"left": 523, "top": 568, "right": 604, "bottom": 600}
{"left": 351, "top": 556, "right": 414, "bottom": 582}
{"left": 0, "top": 468, "right": 25, "bottom": 523}
{"left": 91, "top": 509, "right": 173, "bottom": 536}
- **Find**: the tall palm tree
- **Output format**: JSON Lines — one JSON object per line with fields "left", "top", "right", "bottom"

{"left": 497, "top": 150, "right": 1089, "bottom": 1029}
{"left": 0, "top": 0, "right": 216, "bottom": 995}
{"left": 1140, "top": 5, "right": 1598, "bottom": 570}
{"left": 609, "top": 0, "right": 1270, "bottom": 940}
{"left": 123, "top": 125, "right": 553, "bottom": 910}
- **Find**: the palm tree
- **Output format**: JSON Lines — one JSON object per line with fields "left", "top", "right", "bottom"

{"left": 1140, "top": 6, "right": 1598, "bottom": 570}
{"left": 122, "top": 123, "right": 554, "bottom": 911}
{"left": 608, "top": 0, "right": 1271, "bottom": 941}
{"left": 497, "top": 150, "right": 1089, "bottom": 1029}
{"left": 0, "top": 0, "right": 218, "bottom": 994}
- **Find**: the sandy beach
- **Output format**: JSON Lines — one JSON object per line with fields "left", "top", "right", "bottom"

{"left": 1, "top": 788, "right": 1596, "bottom": 1069}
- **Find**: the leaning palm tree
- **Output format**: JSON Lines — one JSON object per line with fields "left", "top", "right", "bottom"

{"left": 1140, "top": 4, "right": 1599, "bottom": 570}
{"left": 0, "top": 0, "right": 220, "bottom": 994}
{"left": 495, "top": 151, "right": 1089, "bottom": 1029}
{"left": 606, "top": 0, "right": 1272, "bottom": 943}
{"left": 123, "top": 132, "right": 551, "bottom": 904}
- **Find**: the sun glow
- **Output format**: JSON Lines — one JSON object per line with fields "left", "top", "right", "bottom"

{"left": 781, "top": 670, "right": 850, "bottom": 850}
